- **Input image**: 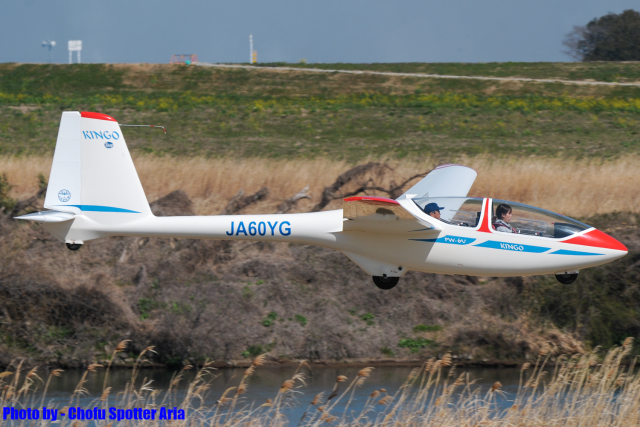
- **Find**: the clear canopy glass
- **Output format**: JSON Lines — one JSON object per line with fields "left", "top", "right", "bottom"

{"left": 413, "top": 197, "right": 484, "bottom": 227}
{"left": 412, "top": 197, "right": 591, "bottom": 238}
{"left": 491, "top": 199, "right": 590, "bottom": 238}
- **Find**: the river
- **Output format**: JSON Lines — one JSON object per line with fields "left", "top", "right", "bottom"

{"left": 37, "top": 365, "right": 524, "bottom": 421}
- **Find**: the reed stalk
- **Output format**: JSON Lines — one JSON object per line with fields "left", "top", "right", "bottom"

{"left": 0, "top": 342, "right": 638, "bottom": 426}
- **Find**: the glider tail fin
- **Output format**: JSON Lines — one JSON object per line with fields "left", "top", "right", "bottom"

{"left": 44, "top": 111, "right": 151, "bottom": 217}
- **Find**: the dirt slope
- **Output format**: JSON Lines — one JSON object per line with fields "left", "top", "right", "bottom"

{"left": 1, "top": 190, "right": 637, "bottom": 369}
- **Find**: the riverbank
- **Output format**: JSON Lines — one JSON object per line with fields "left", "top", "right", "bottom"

{"left": 1, "top": 168, "right": 638, "bottom": 369}
{"left": 16, "top": 357, "right": 521, "bottom": 371}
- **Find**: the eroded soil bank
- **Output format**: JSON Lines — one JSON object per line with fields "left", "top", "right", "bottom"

{"left": 1, "top": 188, "right": 638, "bottom": 370}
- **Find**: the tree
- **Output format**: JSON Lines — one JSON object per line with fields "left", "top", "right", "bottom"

{"left": 563, "top": 9, "right": 640, "bottom": 61}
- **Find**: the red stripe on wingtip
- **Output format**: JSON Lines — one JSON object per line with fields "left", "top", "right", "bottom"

{"left": 563, "top": 229, "right": 627, "bottom": 251}
{"left": 343, "top": 196, "right": 400, "bottom": 205}
{"left": 80, "top": 111, "right": 117, "bottom": 122}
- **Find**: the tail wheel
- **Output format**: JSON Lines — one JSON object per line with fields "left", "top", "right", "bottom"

{"left": 555, "top": 273, "right": 578, "bottom": 284}
{"left": 373, "top": 276, "right": 399, "bottom": 290}
{"left": 66, "top": 243, "right": 82, "bottom": 251}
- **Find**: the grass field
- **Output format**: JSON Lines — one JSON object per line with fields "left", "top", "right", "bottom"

{"left": 1, "top": 63, "right": 640, "bottom": 159}
{"left": 1, "top": 62, "right": 639, "bottom": 220}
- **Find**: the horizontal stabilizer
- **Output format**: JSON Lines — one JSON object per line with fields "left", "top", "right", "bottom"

{"left": 343, "top": 196, "right": 440, "bottom": 234}
{"left": 14, "top": 210, "right": 76, "bottom": 223}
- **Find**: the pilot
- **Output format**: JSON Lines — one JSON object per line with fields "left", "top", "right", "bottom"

{"left": 493, "top": 203, "right": 517, "bottom": 233}
{"left": 424, "top": 202, "right": 451, "bottom": 223}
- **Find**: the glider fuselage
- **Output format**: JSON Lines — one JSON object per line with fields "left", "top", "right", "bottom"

{"left": 42, "top": 197, "right": 625, "bottom": 279}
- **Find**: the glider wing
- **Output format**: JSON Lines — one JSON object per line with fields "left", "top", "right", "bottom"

{"left": 342, "top": 196, "right": 440, "bottom": 234}
{"left": 396, "top": 164, "right": 477, "bottom": 201}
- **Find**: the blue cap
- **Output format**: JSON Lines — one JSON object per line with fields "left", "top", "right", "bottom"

{"left": 424, "top": 202, "right": 444, "bottom": 214}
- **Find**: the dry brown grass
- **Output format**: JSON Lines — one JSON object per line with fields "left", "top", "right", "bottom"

{"left": 2, "top": 155, "right": 639, "bottom": 218}
{"left": 1, "top": 345, "right": 639, "bottom": 426}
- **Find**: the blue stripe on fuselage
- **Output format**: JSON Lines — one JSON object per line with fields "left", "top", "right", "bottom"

{"left": 549, "top": 249, "right": 603, "bottom": 256}
{"left": 413, "top": 235, "right": 602, "bottom": 255}
{"left": 56, "top": 205, "right": 140, "bottom": 213}
{"left": 474, "top": 240, "right": 550, "bottom": 253}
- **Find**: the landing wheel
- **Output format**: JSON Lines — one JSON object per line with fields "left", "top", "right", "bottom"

{"left": 66, "top": 243, "right": 82, "bottom": 251}
{"left": 373, "top": 276, "right": 399, "bottom": 290}
{"left": 555, "top": 273, "right": 578, "bottom": 284}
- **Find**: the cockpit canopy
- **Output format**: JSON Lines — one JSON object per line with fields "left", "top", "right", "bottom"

{"left": 412, "top": 197, "right": 591, "bottom": 239}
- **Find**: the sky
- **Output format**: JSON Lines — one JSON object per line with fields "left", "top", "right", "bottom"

{"left": 1, "top": 1, "right": 639, "bottom": 64}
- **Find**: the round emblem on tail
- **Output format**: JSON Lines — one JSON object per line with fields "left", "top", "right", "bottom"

{"left": 58, "top": 189, "right": 71, "bottom": 202}
{"left": 104, "top": 141, "right": 114, "bottom": 149}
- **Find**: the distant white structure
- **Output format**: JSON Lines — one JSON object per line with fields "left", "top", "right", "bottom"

{"left": 68, "top": 40, "right": 82, "bottom": 64}
{"left": 42, "top": 40, "right": 56, "bottom": 63}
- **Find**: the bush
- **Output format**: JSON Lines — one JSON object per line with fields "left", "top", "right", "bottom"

{"left": 0, "top": 174, "right": 15, "bottom": 213}
{"left": 262, "top": 311, "right": 277, "bottom": 327}
{"left": 241, "top": 345, "right": 263, "bottom": 358}
{"left": 138, "top": 298, "right": 160, "bottom": 320}
{"left": 360, "top": 312, "right": 375, "bottom": 325}
{"left": 399, "top": 338, "right": 435, "bottom": 353}
{"left": 294, "top": 314, "right": 307, "bottom": 327}
{"left": 381, "top": 346, "right": 395, "bottom": 357}
{"left": 413, "top": 324, "right": 443, "bottom": 333}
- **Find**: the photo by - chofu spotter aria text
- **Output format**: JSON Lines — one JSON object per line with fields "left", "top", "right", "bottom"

{"left": 17, "top": 112, "right": 627, "bottom": 289}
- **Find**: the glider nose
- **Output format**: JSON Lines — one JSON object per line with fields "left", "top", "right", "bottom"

{"left": 565, "top": 229, "right": 627, "bottom": 259}
{"left": 588, "top": 229, "right": 627, "bottom": 253}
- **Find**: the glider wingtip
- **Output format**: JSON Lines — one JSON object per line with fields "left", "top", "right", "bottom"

{"left": 433, "top": 163, "right": 477, "bottom": 174}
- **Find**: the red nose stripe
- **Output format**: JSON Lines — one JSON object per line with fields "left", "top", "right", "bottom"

{"left": 563, "top": 229, "right": 627, "bottom": 251}
{"left": 80, "top": 111, "right": 117, "bottom": 122}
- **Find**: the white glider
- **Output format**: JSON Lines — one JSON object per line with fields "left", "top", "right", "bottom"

{"left": 17, "top": 112, "right": 627, "bottom": 289}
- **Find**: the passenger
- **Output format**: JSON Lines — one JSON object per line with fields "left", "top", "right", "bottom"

{"left": 493, "top": 203, "right": 517, "bottom": 233}
{"left": 424, "top": 203, "right": 451, "bottom": 224}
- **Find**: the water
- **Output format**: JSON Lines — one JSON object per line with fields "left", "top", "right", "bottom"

{"left": 37, "top": 365, "right": 525, "bottom": 421}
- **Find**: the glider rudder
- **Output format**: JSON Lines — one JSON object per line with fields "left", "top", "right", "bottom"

{"left": 44, "top": 111, "right": 151, "bottom": 217}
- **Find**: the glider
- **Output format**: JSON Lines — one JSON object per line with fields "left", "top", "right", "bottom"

{"left": 17, "top": 112, "right": 627, "bottom": 289}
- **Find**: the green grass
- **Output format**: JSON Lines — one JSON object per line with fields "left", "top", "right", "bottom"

{"left": 1, "top": 63, "right": 640, "bottom": 160}
{"left": 398, "top": 337, "right": 436, "bottom": 353}
{"left": 241, "top": 344, "right": 263, "bottom": 358}
{"left": 360, "top": 312, "right": 375, "bottom": 325}
{"left": 294, "top": 314, "right": 307, "bottom": 327}
{"left": 262, "top": 311, "right": 278, "bottom": 327}
{"left": 262, "top": 61, "right": 640, "bottom": 83}
{"left": 137, "top": 297, "right": 162, "bottom": 320}
{"left": 380, "top": 346, "right": 395, "bottom": 357}
{"left": 413, "top": 324, "right": 443, "bottom": 333}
